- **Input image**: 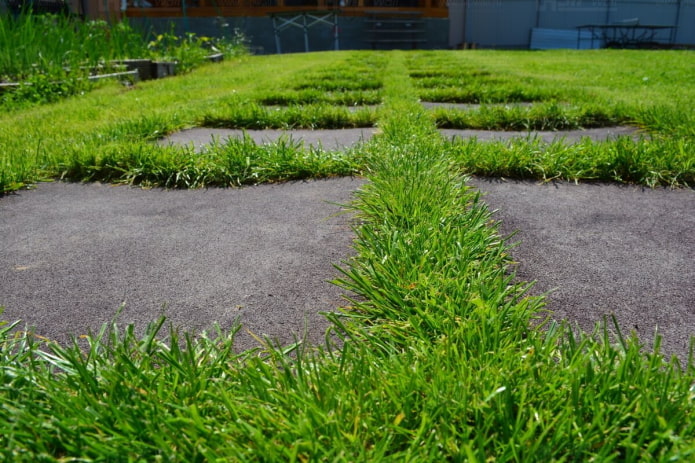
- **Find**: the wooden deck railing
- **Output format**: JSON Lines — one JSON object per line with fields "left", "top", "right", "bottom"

{"left": 124, "top": 0, "right": 448, "bottom": 18}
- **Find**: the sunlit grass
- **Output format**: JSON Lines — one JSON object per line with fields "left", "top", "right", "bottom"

{"left": 255, "top": 89, "right": 382, "bottom": 106}
{"left": 431, "top": 101, "right": 628, "bottom": 130}
{"left": 2, "top": 49, "right": 692, "bottom": 193}
{"left": 446, "top": 136, "right": 694, "bottom": 187}
{"left": 2, "top": 50, "right": 695, "bottom": 460}
{"left": 58, "top": 134, "right": 364, "bottom": 188}
{"left": 201, "top": 102, "right": 378, "bottom": 130}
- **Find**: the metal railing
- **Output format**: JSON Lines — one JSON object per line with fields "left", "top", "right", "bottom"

{"left": 125, "top": 0, "right": 447, "bottom": 17}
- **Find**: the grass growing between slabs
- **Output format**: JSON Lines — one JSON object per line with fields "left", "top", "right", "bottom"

{"left": 0, "top": 52, "right": 381, "bottom": 192}
{"left": 446, "top": 136, "right": 695, "bottom": 187}
{"left": 60, "top": 135, "right": 364, "bottom": 188}
{"left": 1, "top": 49, "right": 693, "bottom": 193}
{"left": 431, "top": 101, "right": 626, "bottom": 131}
{"left": 1, "top": 49, "right": 695, "bottom": 459}
{"left": 255, "top": 54, "right": 386, "bottom": 106}
{"left": 408, "top": 50, "right": 694, "bottom": 137}
{"left": 200, "top": 101, "right": 378, "bottom": 130}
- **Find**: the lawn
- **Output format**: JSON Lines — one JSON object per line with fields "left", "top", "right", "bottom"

{"left": 1, "top": 48, "right": 694, "bottom": 460}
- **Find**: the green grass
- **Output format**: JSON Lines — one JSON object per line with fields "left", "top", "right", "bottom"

{"left": 446, "top": 136, "right": 694, "bottom": 187}
{"left": 59, "top": 135, "right": 364, "bottom": 188}
{"left": 255, "top": 54, "right": 386, "bottom": 106}
{"left": 407, "top": 53, "right": 560, "bottom": 103}
{"left": 256, "top": 89, "right": 382, "bottom": 106}
{"left": 432, "top": 101, "right": 628, "bottom": 130}
{"left": 1, "top": 49, "right": 695, "bottom": 461}
{"left": 201, "top": 101, "right": 379, "bottom": 129}
{"left": 1, "top": 49, "right": 692, "bottom": 193}
{"left": 0, "top": 13, "right": 245, "bottom": 107}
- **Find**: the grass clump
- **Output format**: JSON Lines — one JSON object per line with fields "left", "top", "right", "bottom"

{"left": 432, "top": 101, "right": 628, "bottom": 131}
{"left": 418, "top": 82, "right": 554, "bottom": 104}
{"left": 201, "top": 102, "right": 378, "bottom": 130}
{"left": 57, "top": 135, "right": 363, "bottom": 188}
{"left": 447, "top": 136, "right": 694, "bottom": 187}
{"left": 256, "top": 89, "right": 382, "bottom": 106}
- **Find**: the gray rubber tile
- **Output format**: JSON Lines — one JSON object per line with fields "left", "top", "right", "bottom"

{"left": 0, "top": 178, "right": 365, "bottom": 351}
{"left": 469, "top": 178, "right": 695, "bottom": 362}
{"left": 160, "top": 128, "right": 377, "bottom": 151}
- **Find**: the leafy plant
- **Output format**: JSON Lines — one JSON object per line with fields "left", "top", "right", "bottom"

{"left": 0, "top": 13, "right": 246, "bottom": 107}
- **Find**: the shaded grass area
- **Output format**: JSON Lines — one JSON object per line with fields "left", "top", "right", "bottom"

{"left": 2, "top": 51, "right": 695, "bottom": 461}
{"left": 0, "top": 14, "right": 245, "bottom": 108}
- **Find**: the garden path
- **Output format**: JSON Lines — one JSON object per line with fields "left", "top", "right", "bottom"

{"left": 1, "top": 128, "right": 692, "bottom": 360}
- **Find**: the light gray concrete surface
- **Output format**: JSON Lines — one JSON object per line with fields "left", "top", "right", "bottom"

{"left": 159, "top": 126, "right": 640, "bottom": 151}
{"left": 440, "top": 126, "right": 640, "bottom": 144}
